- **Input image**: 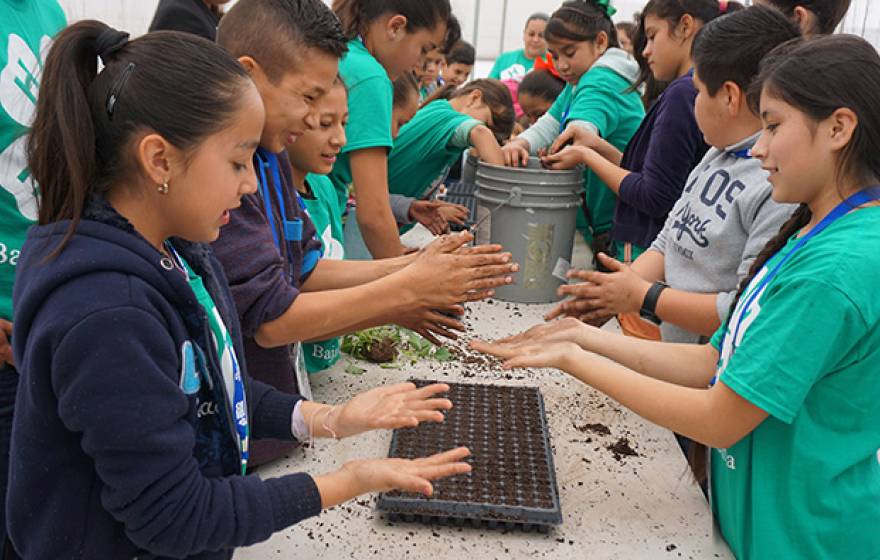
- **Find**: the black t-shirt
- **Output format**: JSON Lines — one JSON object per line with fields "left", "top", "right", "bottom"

{"left": 149, "top": 0, "right": 220, "bottom": 41}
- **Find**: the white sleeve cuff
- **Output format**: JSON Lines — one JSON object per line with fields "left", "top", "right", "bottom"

{"left": 291, "top": 400, "right": 309, "bottom": 441}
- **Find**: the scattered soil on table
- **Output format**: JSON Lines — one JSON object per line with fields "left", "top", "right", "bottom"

{"left": 364, "top": 337, "right": 397, "bottom": 363}
{"left": 607, "top": 437, "right": 639, "bottom": 461}
{"left": 574, "top": 422, "right": 611, "bottom": 436}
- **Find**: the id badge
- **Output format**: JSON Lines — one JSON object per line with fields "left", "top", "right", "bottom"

{"left": 293, "top": 342, "right": 312, "bottom": 401}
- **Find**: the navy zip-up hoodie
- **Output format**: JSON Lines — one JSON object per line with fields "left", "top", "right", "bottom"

{"left": 9, "top": 197, "right": 322, "bottom": 559}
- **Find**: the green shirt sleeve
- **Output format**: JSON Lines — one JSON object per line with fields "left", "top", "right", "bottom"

{"left": 547, "top": 84, "right": 572, "bottom": 122}
{"left": 448, "top": 118, "right": 483, "bottom": 150}
{"left": 718, "top": 279, "right": 868, "bottom": 424}
{"left": 566, "top": 67, "right": 622, "bottom": 138}
{"left": 341, "top": 75, "right": 393, "bottom": 154}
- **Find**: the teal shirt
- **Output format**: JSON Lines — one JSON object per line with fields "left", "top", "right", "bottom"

{"left": 547, "top": 66, "right": 644, "bottom": 238}
{"left": 328, "top": 38, "right": 394, "bottom": 213}
{"left": 300, "top": 174, "right": 344, "bottom": 373}
{"left": 387, "top": 100, "right": 480, "bottom": 199}
{"left": 488, "top": 49, "right": 534, "bottom": 82}
{"left": 709, "top": 207, "right": 880, "bottom": 558}
{"left": 0, "top": 0, "right": 66, "bottom": 321}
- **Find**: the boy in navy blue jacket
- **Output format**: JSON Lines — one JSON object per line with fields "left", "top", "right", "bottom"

{"left": 9, "top": 14, "right": 470, "bottom": 560}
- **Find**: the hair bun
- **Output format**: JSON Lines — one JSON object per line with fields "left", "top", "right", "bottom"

{"left": 95, "top": 27, "right": 130, "bottom": 64}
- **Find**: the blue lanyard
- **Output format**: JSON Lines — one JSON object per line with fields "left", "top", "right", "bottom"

{"left": 168, "top": 244, "right": 250, "bottom": 475}
{"left": 720, "top": 186, "right": 880, "bottom": 366}
{"left": 730, "top": 148, "right": 751, "bottom": 159}
{"left": 255, "top": 149, "right": 323, "bottom": 281}
{"left": 559, "top": 101, "right": 572, "bottom": 135}
{"left": 256, "top": 150, "right": 304, "bottom": 247}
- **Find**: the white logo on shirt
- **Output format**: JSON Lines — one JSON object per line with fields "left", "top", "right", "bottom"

{"left": 500, "top": 63, "right": 527, "bottom": 82}
{"left": 1, "top": 33, "right": 54, "bottom": 221}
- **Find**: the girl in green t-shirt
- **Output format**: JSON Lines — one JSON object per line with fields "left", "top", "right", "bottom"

{"left": 388, "top": 79, "right": 515, "bottom": 202}
{"left": 502, "top": 0, "right": 644, "bottom": 250}
{"left": 472, "top": 35, "right": 880, "bottom": 560}
{"left": 329, "top": 0, "right": 460, "bottom": 259}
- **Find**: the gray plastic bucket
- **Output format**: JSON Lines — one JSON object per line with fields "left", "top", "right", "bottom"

{"left": 474, "top": 157, "right": 583, "bottom": 304}
{"left": 462, "top": 152, "right": 479, "bottom": 184}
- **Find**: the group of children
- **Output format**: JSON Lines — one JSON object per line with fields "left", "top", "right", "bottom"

{"left": 0, "top": 0, "right": 877, "bottom": 558}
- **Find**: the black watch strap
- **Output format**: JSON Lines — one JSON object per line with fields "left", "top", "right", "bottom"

{"left": 639, "top": 281, "right": 668, "bottom": 325}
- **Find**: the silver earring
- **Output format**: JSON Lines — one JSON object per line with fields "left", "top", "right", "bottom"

{"left": 158, "top": 180, "right": 169, "bottom": 195}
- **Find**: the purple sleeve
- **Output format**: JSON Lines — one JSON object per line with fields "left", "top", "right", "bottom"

{"left": 211, "top": 193, "right": 299, "bottom": 337}
{"left": 617, "top": 81, "right": 706, "bottom": 219}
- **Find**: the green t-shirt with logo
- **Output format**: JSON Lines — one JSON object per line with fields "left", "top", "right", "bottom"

{"left": 177, "top": 252, "right": 249, "bottom": 474}
{"left": 300, "top": 174, "right": 344, "bottom": 373}
{"left": 547, "top": 66, "right": 644, "bottom": 240}
{"left": 709, "top": 206, "right": 880, "bottom": 559}
{"left": 328, "top": 38, "right": 394, "bottom": 214}
{"left": 488, "top": 49, "right": 534, "bottom": 82}
{"left": 387, "top": 99, "right": 480, "bottom": 200}
{"left": 0, "top": 0, "right": 66, "bottom": 321}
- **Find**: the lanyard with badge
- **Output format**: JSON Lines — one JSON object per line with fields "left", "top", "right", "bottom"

{"left": 254, "top": 149, "right": 315, "bottom": 400}
{"left": 167, "top": 244, "right": 250, "bottom": 475}
{"left": 713, "top": 186, "right": 880, "bottom": 384}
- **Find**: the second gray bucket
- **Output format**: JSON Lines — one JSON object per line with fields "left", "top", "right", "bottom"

{"left": 474, "top": 157, "right": 584, "bottom": 304}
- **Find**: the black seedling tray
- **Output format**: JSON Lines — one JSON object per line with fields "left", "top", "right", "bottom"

{"left": 440, "top": 180, "right": 477, "bottom": 227}
{"left": 377, "top": 380, "right": 563, "bottom": 533}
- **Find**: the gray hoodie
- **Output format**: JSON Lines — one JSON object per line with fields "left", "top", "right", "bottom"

{"left": 518, "top": 48, "right": 640, "bottom": 151}
{"left": 650, "top": 132, "right": 797, "bottom": 343}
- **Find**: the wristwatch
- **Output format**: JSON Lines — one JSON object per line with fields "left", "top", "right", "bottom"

{"left": 639, "top": 281, "right": 668, "bottom": 325}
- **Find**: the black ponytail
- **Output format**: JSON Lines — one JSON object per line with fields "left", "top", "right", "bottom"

{"left": 28, "top": 20, "right": 252, "bottom": 256}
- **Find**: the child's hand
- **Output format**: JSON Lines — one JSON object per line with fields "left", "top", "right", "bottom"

{"left": 495, "top": 316, "right": 594, "bottom": 349}
{"left": 436, "top": 202, "right": 469, "bottom": 226}
{"left": 554, "top": 254, "right": 651, "bottom": 321}
{"left": 406, "top": 235, "right": 518, "bottom": 306}
{"left": 541, "top": 145, "right": 591, "bottom": 170}
{"left": 550, "top": 126, "right": 602, "bottom": 154}
{"left": 409, "top": 200, "right": 450, "bottom": 235}
{"left": 0, "top": 319, "right": 13, "bottom": 367}
{"left": 334, "top": 382, "right": 453, "bottom": 438}
{"left": 341, "top": 447, "right": 472, "bottom": 497}
{"left": 396, "top": 305, "right": 465, "bottom": 345}
{"left": 469, "top": 338, "right": 585, "bottom": 371}
{"left": 501, "top": 141, "right": 530, "bottom": 167}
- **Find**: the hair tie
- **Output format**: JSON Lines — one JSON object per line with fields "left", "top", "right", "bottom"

{"left": 95, "top": 27, "right": 130, "bottom": 65}
{"left": 590, "top": 0, "right": 618, "bottom": 19}
{"left": 719, "top": 0, "right": 729, "bottom": 14}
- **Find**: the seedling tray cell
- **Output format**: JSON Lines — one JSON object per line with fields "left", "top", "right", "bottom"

{"left": 377, "top": 380, "right": 563, "bottom": 533}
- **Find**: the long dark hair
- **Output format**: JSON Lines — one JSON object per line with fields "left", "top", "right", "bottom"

{"left": 628, "top": 12, "right": 668, "bottom": 108}
{"left": 424, "top": 79, "right": 515, "bottom": 143}
{"left": 632, "top": 0, "right": 742, "bottom": 94}
{"left": 734, "top": 34, "right": 880, "bottom": 312}
{"left": 760, "top": 0, "right": 851, "bottom": 35}
{"left": 545, "top": 0, "right": 619, "bottom": 48}
{"left": 332, "top": 0, "right": 460, "bottom": 51}
{"left": 518, "top": 70, "right": 565, "bottom": 103}
{"left": 28, "top": 20, "right": 252, "bottom": 255}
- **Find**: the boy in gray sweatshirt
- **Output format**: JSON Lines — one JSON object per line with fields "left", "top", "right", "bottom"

{"left": 548, "top": 7, "right": 801, "bottom": 344}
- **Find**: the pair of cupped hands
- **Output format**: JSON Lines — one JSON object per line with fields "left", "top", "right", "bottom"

{"left": 394, "top": 229, "right": 520, "bottom": 345}
{"left": 502, "top": 124, "right": 608, "bottom": 170}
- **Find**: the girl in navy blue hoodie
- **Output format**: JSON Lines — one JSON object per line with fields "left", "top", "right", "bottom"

{"left": 9, "top": 21, "right": 470, "bottom": 560}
